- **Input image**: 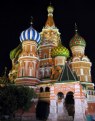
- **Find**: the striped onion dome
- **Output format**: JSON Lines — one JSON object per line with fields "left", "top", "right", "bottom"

{"left": 20, "top": 26, "right": 40, "bottom": 43}
{"left": 51, "top": 43, "right": 69, "bottom": 58}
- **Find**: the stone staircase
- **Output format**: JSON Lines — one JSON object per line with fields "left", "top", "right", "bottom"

{"left": 57, "top": 106, "right": 73, "bottom": 121}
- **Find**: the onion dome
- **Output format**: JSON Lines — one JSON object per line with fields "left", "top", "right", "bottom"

{"left": 10, "top": 43, "right": 22, "bottom": 60}
{"left": 20, "top": 25, "right": 40, "bottom": 43}
{"left": 81, "top": 55, "right": 90, "bottom": 62}
{"left": 51, "top": 42, "right": 69, "bottom": 58}
{"left": 69, "top": 23, "right": 86, "bottom": 48}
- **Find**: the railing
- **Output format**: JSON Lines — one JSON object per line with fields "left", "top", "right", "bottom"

{"left": 86, "top": 90, "right": 95, "bottom": 102}
{"left": 38, "top": 92, "right": 50, "bottom": 98}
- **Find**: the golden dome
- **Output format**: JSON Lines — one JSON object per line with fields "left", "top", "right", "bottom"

{"left": 47, "top": 5, "right": 54, "bottom": 14}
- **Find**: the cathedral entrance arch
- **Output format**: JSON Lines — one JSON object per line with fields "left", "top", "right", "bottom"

{"left": 57, "top": 92, "right": 65, "bottom": 116}
{"left": 36, "top": 100, "right": 49, "bottom": 120}
{"left": 64, "top": 91, "right": 75, "bottom": 119}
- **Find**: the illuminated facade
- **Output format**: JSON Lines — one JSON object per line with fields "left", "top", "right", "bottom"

{"left": 9, "top": 5, "right": 95, "bottom": 121}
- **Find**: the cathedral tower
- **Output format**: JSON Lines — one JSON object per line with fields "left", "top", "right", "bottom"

{"left": 50, "top": 42, "right": 69, "bottom": 79}
{"left": 15, "top": 24, "right": 41, "bottom": 86}
{"left": 69, "top": 23, "right": 92, "bottom": 84}
{"left": 38, "top": 5, "right": 61, "bottom": 80}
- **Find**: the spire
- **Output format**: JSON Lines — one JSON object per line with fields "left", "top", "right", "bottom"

{"left": 3, "top": 67, "right": 7, "bottom": 77}
{"left": 69, "top": 22, "right": 86, "bottom": 48}
{"left": 30, "top": 16, "right": 33, "bottom": 25}
{"left": 50, "top": 1, "right": 51, "bottom": 5}
{"left": 45, "top": 4, "right": 55, "bottom": 27}
{"left": 47, "top": 3, "right": 54, "bottom": 16}
{"left": 75, "top": 22, "right": 78, "bottom": 34}
{"left": 2, "top": 67, "right": 8, "bottom": 84}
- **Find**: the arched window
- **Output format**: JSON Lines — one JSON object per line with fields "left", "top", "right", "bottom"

{"left": 40, "top": 69, "right": 44, "bottom": 78}
{"left": 44, "top": 54, "right": 47, "bottom": 58}
{"left": 65, "top": 91, "right": 74, "bottom": 104}
{"left": 45, "top": 69, "right": 49, "bottom": 77}
{"left": 45, "top": 87, "right": 50, "bottom": 92}
{"left": 40, "top": 87, "right": 43, "bottom": 93}
{"left": 22, "top": 68, "right": 24, "bottom": 76}
{"left": 57, "top": 92, "right": 64, "bottom": 100}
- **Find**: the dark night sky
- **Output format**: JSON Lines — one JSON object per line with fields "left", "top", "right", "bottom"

{"left": 0, "top": 0, "right": 95, "bottom": 83}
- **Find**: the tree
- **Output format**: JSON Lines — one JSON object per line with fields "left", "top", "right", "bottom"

{"left": 0, "top": 85, "right": 17, "bottom": 119}
{"left": 0, "top": 85, "right": 36, "bottom": 120}
{"left": 15, "top": 85, "right": 37, "bottom": 110}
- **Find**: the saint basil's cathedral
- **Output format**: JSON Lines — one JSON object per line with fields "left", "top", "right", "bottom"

{"left": 9, "top": 5, "right": 95, "bottom": 121}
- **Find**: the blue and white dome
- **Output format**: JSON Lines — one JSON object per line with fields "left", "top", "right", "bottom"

{"left": 20, "top": 26, "right": 40, "bottom": 43}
